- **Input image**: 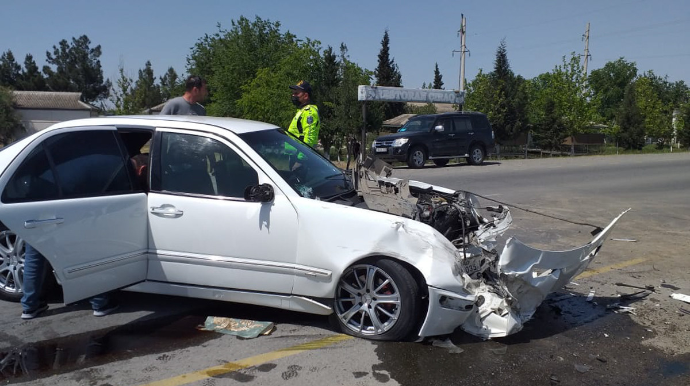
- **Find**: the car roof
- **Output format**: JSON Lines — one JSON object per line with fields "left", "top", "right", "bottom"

{"left": 46, "top": 115, "right": 280, "bottom": 134}
{"left": 412, "top": 111, "right": 486, "bottom": 119}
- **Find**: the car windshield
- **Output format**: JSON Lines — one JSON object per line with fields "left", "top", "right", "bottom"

{"left": 398, "top": 116, "right": 435, "bottom": 133}
{"left": 240, "top": 129, "right": 354, "bottom": 200}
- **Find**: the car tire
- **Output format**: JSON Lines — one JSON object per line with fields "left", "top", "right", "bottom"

{"left": 0, "top": 227, "right": 25, "bottom": 302}
{"left": 467, "top": 144, "right": 485, "bottom": 165}
{"left": 433, "top": 159, "right": 449, "bottom": 167}
{"left": 407, "top": 147, "right": 427, "bottom": 168}
{"left": 332, "top": 259, "right": 422, "bottom": 341}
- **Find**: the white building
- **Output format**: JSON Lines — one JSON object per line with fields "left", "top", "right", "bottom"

{"left": 12, "top": 91, "right": 99, "bottom": 138}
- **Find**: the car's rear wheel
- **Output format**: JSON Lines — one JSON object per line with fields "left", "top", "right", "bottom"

{"left": 333, "top": 259, "right": 421, "bottom": 341}
{"left": 0, "top": 228, "right": 25, "bottom": 302}
{"left": 407, "top": 147, "right": 427, "bottom": 168}
{"left": 467, "top": 144, "right": 485, "bottom": 165}
{"left": 433, "top": 159, "right": 449, "bottom": 167}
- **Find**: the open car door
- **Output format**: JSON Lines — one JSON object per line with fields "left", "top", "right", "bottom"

{"left": 0, "top": 127, "right": 148, "bottom": 303}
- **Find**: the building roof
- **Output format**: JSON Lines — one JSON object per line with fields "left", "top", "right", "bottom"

{"left": 12, "top": 91, "right": 98, "bottom": 111}
{"left": 407, "top": 102, "right": 457, "bottom": 113}
{"left": 382, "top": 114, "right": 417, "bottom": 128}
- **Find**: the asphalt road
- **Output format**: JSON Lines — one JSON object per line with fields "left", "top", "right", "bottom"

{"left": 1, "top": 152, "right": 689, "bottom": 386}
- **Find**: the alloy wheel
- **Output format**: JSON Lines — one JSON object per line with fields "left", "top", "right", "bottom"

{"left": 0, "top": 230, "right": 25, "bottom": 298}
{"left": 334, "top": 264, "right": 402, "bottom": 336}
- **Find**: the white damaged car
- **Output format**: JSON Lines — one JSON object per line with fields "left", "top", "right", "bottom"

{"left": 0, "top": 116, "right": 626, "bottom": 341}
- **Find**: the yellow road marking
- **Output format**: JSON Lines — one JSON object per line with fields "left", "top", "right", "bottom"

{"left": 576, "top": 257, "right": 649, "bottom": 279}
{"left": 138, "top": 334, "right": 353, "bottom": 386}
{"left": 140, "top": 258, "right": 651, "bottom": 386}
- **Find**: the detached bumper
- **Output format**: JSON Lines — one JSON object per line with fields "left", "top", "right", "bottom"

{"left": 417, "top": 286, "right": 475, "bottom": 338}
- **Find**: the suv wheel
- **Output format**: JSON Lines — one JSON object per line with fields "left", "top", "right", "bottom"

{"left": 467, "top": 145, "right": 485, "bottom": 165}
{"left": 407, "top": 147, "right": 427, "bottom": 168}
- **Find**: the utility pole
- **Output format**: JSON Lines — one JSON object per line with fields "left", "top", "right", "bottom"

{"left": 460, "top": 14, "right": 467, "bottom": 92}
{"left": 453, "top": 14, "right": 468, "bottom": 110}
{"left": 583, "top": 22, "right": 591, "bottom": 77}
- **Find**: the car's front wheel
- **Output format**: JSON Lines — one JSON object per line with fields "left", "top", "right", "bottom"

{"left": 0, "top": 228, "right": 25, "bottom": 302}
{"left": 407, "top": 147, "right": 427, "bottom": 168}
{"left": 333, "top": 259, "right": 421, "bottom": 341}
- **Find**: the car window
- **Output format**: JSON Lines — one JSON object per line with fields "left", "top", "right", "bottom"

{"left": 470, "top": 115, "right": 490, "bottom": 131}
{"left": 1, "top": 145, "right": 58, "bottom": 202}
{"left": 398, "top": 117, "right": 434, "bottom": 132}
{"left": 453, "top": 117, "right": 472, "bottom": 132}
{"left": 159, "top": 132, "right": 258, "bottom": 198}
{"left": 2, "top": 131, "right": 132, "bottom": 203}
{"left": 437, "top": 118, "right": 452, "bottom": 132}
{"left": 47, "top": 131, "right": 132, "bottom": 198}
{"left": 240, "top": 129, "right": 353, "bottom": 200}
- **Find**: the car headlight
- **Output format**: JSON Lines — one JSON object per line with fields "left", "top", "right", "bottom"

{"left": 392, "top": 138, "right": 409, "bottom": 147}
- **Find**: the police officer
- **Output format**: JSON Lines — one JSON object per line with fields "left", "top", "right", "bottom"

{"left": 288, "top": 80, "right": 320, "bottom": 148}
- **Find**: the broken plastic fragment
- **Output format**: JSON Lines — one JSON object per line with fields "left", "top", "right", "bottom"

{"left": 670, "top": 293, "right": 690, "bottom": 304}
{"left": 198, "top": 317, "right": 275, "bottom": 338}
{"left": 586, "top": 289, "right": 595, "bottom": 302}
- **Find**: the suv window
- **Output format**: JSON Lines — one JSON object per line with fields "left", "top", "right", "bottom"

{"left": 2, "top": 131, "right": 132, "bottom": 203}
{"left": 158, "top": 132, "right": 258, "bottom": 198}
{"left": 436, "top": 118, "right": 453, "bottom": 132}
{"left": 453, "top": 117, "right": 472, "bottom": 132}
{"left": 470, "top": 115, "right": 490, "bottom": 131}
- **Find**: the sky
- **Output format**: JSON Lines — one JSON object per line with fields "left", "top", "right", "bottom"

{"left": 2, "top": 0, "right": 689, "bottom": 94}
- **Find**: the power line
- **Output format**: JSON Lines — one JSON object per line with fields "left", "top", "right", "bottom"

{"left": 479, "top": 0, "right": 648, "bottom": 37}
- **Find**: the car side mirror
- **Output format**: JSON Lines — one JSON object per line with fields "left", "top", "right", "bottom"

{"left": 244, "top": 183, "right": 275, "bottom": 203}
{"left": 434, "top": 125, "right": 444, "bottom": 132}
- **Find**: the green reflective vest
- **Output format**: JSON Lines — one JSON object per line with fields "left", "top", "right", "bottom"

{"left": 288, "top": 104, "right": 320, "bottom": 148}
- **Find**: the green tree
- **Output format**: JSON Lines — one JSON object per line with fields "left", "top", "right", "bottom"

{"left": 236, "top": 40, "right": 322, "bottom": 127}
{"left": 331, "top": 43, "right": 379, "bottom": 150}
{"left": 43, "top": 35, "right": 110, "bottom": 103}
{"left": 375, "top": 30, "right": 404, "bottom": 120}
{"left": 618, "top": 83, "right": 645, "bottom": 149}
{"left": 187, "top": 16, "right": 298, "bottom": 117}
{"left": 0, "top": 86, "right": 23, "bottom": 145}
{"left": 635, "top": 76, "right": 670, "bottom": 145}
{"left": 159, "top": 67, "right": 184, "bottom": 102}
{"left": 529, "top": 53, "right": 598, "bottom": 153}
{"left": 678, "top": 101, "right": 690, "bottom": 148}
{"left": 588, "top": 58, "right": 637, "bottom": 123}
{"left": 109, "top": 66, "right": 136, "bottom": 115}
{"left": 465, "top": 69, "right": 494, "bottom": 113}
{"left": 17, "top": 54, "right": 47, "bottom": 91}
{"left": 532, "top": 97, "right": 566, "bottom": 151}
{"left": 132, "top": 61, "right": 162, "bottom": 110}
{"left": 485, "top": 40, "right": 529, "bottom": 143}
{"left": 0, "top": 50, "right": 22, "bottom": 88}
{"left": 432, "top": 63, "right": 444, "bottom": 89}
{"left": 315, "top": 45, "right": 341, "bottom": 156}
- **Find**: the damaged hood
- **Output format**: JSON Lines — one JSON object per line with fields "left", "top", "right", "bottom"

{"left": 356, "top": 157, "right": 628, "bottom": 339}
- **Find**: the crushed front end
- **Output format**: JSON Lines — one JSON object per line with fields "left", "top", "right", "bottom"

{"left": 356, "top": 157, "right": 627, "bottom": 339}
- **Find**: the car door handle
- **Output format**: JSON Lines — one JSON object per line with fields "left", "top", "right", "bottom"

{"left": 448, "top": 133, "right": 456, "bottom": 137}
{"left": 468, "top": 132, "right": 475, "bottom": 135}
{"left": 24, "top": 218, "right": 65, "bottom": 229}
{"left": 150, "top": 206, "right": 184, "bottom": 217}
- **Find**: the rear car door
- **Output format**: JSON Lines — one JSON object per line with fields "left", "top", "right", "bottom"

{"left": 0, "top": 127, "right": 149, "bottom": 303}
{"left": 452, "top": 116, "right": 473, "bottom": 156}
